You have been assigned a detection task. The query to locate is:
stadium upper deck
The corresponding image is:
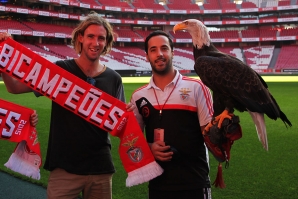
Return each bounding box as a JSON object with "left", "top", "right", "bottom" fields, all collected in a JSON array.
[{"left": 0, "top": 0, "right": 297, "bottom": 73}]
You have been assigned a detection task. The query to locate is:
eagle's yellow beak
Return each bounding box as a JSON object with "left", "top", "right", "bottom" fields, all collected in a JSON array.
[{"left": 173, "top": 23, "right": 187, "bottom": 34}]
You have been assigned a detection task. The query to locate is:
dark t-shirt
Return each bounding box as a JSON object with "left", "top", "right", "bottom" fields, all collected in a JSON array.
[{"left": 42, "top": 59, "right": 125, "bottom": 175}]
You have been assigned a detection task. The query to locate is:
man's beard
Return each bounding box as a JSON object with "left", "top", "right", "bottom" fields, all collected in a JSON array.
[{"left": 151, "top": 59, "right": 172, "bottom": 75}]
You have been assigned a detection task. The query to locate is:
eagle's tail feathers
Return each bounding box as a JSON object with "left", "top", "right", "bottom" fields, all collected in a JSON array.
[
  {"left": 248, "top": 111, "right": 268, "bottom": 151},
  {"left": 279, "top": 110, "right": 292, "bottom": 128}
]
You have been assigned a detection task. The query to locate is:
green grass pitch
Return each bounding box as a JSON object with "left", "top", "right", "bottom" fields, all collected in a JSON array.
[{"left": 0, "top": 76, "right": 297, "bottom": 199}]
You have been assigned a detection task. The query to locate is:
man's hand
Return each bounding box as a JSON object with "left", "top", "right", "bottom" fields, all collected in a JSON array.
[
  {"left": 126, "top": 102, "right": 135, "bottom": 112},
  {"left": 30, "top": 110, "right": 38, "bottom": 127},
  {"left": 149, "top": 141, "right": 173, "bottom": 162},
  {"left": 0, "top": 32, "right": 11, "bottom": 41}
]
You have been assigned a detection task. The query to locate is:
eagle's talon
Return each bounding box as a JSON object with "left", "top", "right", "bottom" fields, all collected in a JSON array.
[
  {"left": 214, "top": 110, "right": 232, "bottom": 129},
  {"left": 204, "top": 122, "right": 213, "bottom": 135}
]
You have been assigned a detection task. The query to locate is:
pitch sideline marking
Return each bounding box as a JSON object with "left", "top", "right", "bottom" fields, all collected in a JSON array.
[{"left": 122, "top": 76, "right": 298, "bottom": 83}]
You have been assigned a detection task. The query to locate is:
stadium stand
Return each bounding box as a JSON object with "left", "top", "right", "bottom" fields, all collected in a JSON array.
[
  {"left": 105, "top": 47, "right": 150, "bottom": 70},
  {"left": 274, "top": 45, "right": 298, "bottom": 70},
  {"left": 210, "top": 30, "right": 239, "bottom": 39},
  {"left": 22, "top": 21, "right": 73, "bottom": 35},
  {"left": 0, "top": 19, "right": 31, "bottom": 32},
  {"left": 280, "top": 28, "right": 298, "bottom": 37},
  {"left": 134, "top": 30, "right": 153, "bottom": 39},
  {"left": 241, "top": 1, "right": 258, "bottom": 8},
  {"left": 265, "top": 0, "right": 278, "bottom": 7},
  {"left": 114, "top": 29, "right": 141, "bottom": 39},
  {"left": 20, "top": 42, "right": 62, "bottom": 63},
  {"left": 97, "top": 0, "right": 131, "bottom": 7},
  {"left": 80, "top": 0, "right": 101, "bottom": 5},
  {"left": 241, "top": 30, "right": 260, "bottom": 38},
  {"left": 169, "top": 31, "right": 191, "bottom": 39},
  {"left": 0, "top": 0, "right": 297, "bottom": 74},
  {"left": 278, "top": 0, "right": 291, "bottom": 6},
  {"left": 243, "top": 46, "right": 274, "bottom": 70},
  {"left": 217, "top": 46, "right": 244, "bottom": 62},
  {"left": 131, "top": 0, "right": 166, "bottom": 9},
  {"left": 219, "top": 0, "right": 237, "bottom": 9},
  {"left": 202, "top": 0, "right": 221, "bottom": 10},
  {"left": 39, "top": 44, "right": 79, "bottom": 59},
  {"left": 166, "top": 0, "right": 199, "bottom": 10}
]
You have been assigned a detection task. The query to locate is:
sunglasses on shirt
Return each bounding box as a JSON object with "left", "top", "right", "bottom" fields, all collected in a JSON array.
[{"left": 86, "top": 77, "right": 96, "bottom": 86}]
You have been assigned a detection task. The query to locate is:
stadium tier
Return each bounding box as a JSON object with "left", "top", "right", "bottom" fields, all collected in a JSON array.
[{"left": 0, "top": 0, "right": 297, "bottom": 74}]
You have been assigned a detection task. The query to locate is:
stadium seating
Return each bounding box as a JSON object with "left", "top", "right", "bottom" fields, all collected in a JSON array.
[
  {"left": 278, "top": 0, "right": 291, "bottom": 6},
  {"left": 79, "top": 0, "right": 101, "bottom": 5},
  {"left": 265, "top": 1, "right": 278, "bottom": 7},
  {"left": 22, "top": 22, "right": 73, "bottom": 34},
  {"left": 260, "top": 29, "right": 277, "bottom": 38},
  {"left": 243, "top": 45, "right": 274, "bottom": 70},
  {"left": 280, "top": 14, "right": 298, "bottom": 18},
  {"left": 241, "top": 29, "right": 260, "bottom": 38},
  {"left": 134, "top": 30, "right": 152, "bottom": 39},
  {"left": 20, "top": 42, "right": 62, "bottom": 63},
  {"left": 114, "top": 30, "right": 141, "bottom": 39},
  {"left": 104, "top": 46, "right": 150, "bottom": 70},
  {"left": 169, "top": 31, "right": 191, "bottom": 39},
  {"left": 203, "top": 17, "right": 221, "bottom": 22},
  {"left": 210, "top": 30, "right": 239, "bottom": 39},
  {"left": 274, "top": 45, "right": 298, "bottom": 69},
  {"left": 1, "top": 0, "right": 297, "bottom": 74},
  {"left": 0, "top": 19, "right": 31, "bottom": 32},
  {"left": 280, "top": 28, "right": 298, "bottom": 37},
  {"left": 203, "top": 0, "right": 221, "bottom": 9},
  {"left": 131, "top": 0, "right": 166, "bottom": 9},
  {"left": 97, "top": 0, "right": 132, "bottom": 7},
  {"left": 217, "top": 46, "right": 244, "bottom": 62},
  {"left": 40, "top": 44, "right": 79, "bottom": 59},
  {"left": 219, "top": 0, "right": 237, "bottom": 9},
  {"left": 20, "top": 43, "right": 281, "bottom": 72},
  {"left": 166, "top": 0, "right": 199, "bottom": 10},
  {"left": 241, "top": 1, "right": 258, "bottom": 8}
]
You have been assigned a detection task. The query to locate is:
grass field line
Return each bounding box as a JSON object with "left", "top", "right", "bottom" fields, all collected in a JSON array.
[
  {"left": 1, "top": 76, "right": 297, "bottom": 84},
  {"left": 122, "top": 76, "right": 298, "bottom": 83}
]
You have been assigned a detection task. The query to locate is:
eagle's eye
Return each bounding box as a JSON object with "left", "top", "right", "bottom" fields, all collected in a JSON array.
[{"left": 185, "top": 21, "right": 188, "bottom": 25}]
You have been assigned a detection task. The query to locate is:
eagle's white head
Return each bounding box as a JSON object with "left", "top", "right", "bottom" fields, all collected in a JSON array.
[{"left": 173, "top": 19, "right": 210, "bottom": 49}]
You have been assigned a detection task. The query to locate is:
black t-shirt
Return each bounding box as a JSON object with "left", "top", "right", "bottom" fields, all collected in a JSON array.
[{"left": 42, "top": 59, "right": 125, "bottom": 175}]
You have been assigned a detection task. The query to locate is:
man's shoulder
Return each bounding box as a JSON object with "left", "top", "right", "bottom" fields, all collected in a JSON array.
[
  {"left": 181, "top": 76, "right": 207, "bottom": 88},
  {"left": 131, "top": 84, "right": 149, "bottom": 97},
  {"left": 104, "top": 66, "right": 122, "bottom": 78},
  {"left": 55, "top": 59, "right": 74, "bottom": 67}
]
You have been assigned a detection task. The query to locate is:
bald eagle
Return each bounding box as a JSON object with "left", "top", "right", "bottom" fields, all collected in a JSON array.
[{"left": 173, "top": 19, "right": 292, "bottom": 150}]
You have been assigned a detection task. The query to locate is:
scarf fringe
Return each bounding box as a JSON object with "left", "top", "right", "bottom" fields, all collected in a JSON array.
[
  {"left": 126, "top": 161, "right": 163, "bottom": 187},
  {"left": 4, "top": 142, "right": 41, "bottom": 180},
  {"left": 4, "top": 153, "right": 40, "bottom": 180}
]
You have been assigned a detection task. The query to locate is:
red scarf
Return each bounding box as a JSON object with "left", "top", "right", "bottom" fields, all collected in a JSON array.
[
  {"left": 0, "top": 38, "right": 163, "bottom": 187},
  {"left": 0, "top": 98, "right": 41, "bottom": 180}
]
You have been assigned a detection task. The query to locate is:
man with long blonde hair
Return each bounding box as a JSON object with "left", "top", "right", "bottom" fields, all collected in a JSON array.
[{"left": 1, "top": 12, "right": 133, "bottom": 199}]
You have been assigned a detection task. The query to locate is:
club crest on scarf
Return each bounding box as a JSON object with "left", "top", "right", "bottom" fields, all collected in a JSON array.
[
  {"left": 122, "top": 135, "right": 143, "bottom": 162},
  {"left": 29, "top": 128, "right": 39, "bottom": 146},
  {"left": 179, "top": 88, "right": 191, "bottom": 100}
]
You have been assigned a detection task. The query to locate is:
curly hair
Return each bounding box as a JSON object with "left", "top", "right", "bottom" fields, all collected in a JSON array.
[{"left": 71, "top": 11, "right": 114, "bottom": 56}]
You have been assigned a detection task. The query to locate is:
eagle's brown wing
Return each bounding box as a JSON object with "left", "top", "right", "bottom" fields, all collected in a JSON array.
[{"left": 194, "top": 50, "right": 290, "bottom": 127}]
